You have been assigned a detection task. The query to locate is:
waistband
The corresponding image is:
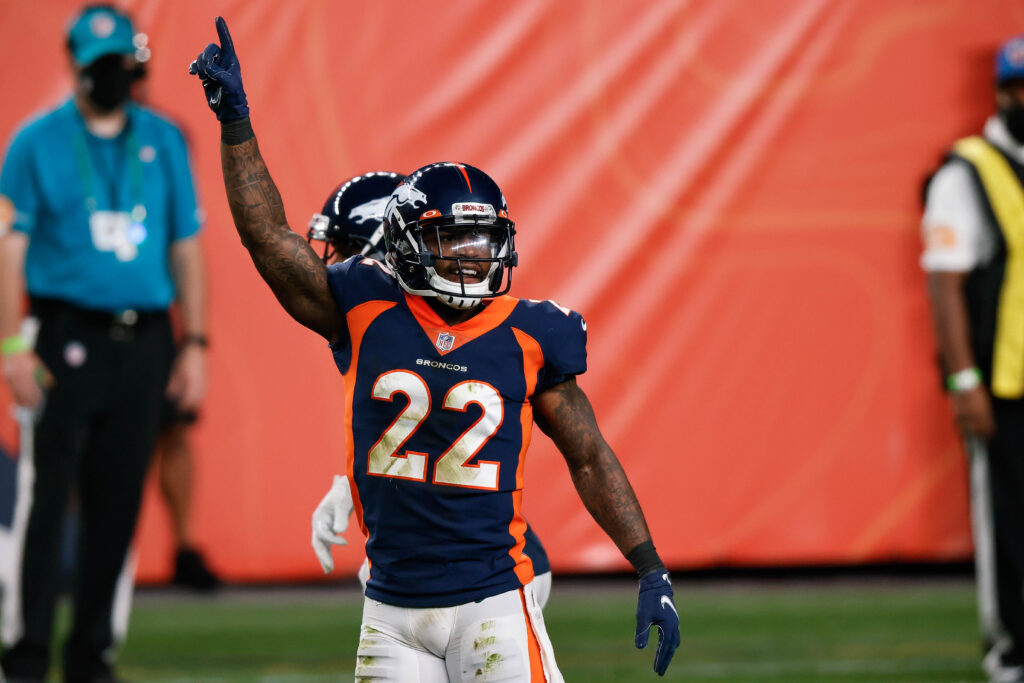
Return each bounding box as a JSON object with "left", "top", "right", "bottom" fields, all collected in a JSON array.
[{"left": 29, "top": 297, "right": 169, "bottom": 328}]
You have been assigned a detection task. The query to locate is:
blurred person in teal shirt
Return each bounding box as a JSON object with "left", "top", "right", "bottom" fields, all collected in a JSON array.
[{"left": 0, "top": 5, "right": 207, "bottom": 682}]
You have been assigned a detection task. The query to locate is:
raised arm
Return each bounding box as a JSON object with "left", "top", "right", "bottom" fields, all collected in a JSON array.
[
  {"left": 533, "top": 377, "right": 680, "bottom": 676},
  {"left": 219, "top": 134, "right": 341, "bottom": 341},
  {"left": 189, "top": 17, "right": 342, "bottom": 342}
]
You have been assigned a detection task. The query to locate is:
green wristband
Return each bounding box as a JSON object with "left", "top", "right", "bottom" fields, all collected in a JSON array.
[
  {"left": 946, "top": 367, "right": 982, "bottom": 393},
  {"left": 1, "top": 334, "right": 30, "bottom": 356}
]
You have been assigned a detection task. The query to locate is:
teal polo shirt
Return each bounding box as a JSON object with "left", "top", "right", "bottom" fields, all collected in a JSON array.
[{"left": 0, "top": 98, "right": 202, "bottom": 312}]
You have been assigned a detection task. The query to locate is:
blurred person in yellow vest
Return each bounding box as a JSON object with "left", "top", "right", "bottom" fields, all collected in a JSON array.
[{"left": 921, "top": 33, "right": 1024, "bottom": 683}]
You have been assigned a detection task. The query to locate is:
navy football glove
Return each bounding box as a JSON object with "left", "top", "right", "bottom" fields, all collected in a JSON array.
[
  {"left": 635, "top": 570, "right": 681, "bottom": 676},
  {"left": 188, "top": 17, "right": 249, "bottom": 121}
]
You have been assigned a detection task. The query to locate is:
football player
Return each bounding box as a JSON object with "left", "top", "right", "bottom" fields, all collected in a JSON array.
[
  {"left": 191, "top": 17, "right": 679, "bottom": 680},
  {"left": 306, "top": 171, "right": 401, "bottom": 263},
  {"left": 307, "top": 172, "right": 554, "bottom": 608}
]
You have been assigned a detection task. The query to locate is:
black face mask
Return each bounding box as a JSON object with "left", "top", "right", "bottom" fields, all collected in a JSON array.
[
  {"left": 80, "top": 55, "right": 138, "bottom": 112},
  {"left": 1000, "top": 105, "right": 1024, "bottom": 146}
]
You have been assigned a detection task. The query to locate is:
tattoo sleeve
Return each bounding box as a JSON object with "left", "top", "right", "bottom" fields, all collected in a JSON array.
[
  {"left": 533, "top": 377, "right": 652, "bottom": 556},
  {"left": 220, "top": 137, "right": 342, "bottom": 341}
]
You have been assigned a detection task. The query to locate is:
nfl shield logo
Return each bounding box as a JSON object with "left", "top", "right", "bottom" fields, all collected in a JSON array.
[{"left": 435, "top": 332, "right": 455, "bottom": 352}]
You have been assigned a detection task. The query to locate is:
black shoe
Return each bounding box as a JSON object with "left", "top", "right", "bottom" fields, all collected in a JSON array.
[
  {"left": 173, "top": 547, "right": 222, "bottom": 591},
  {"left": 65, "top": 673, "right": 128, "bottom": 683},
  {"left": 64, "top": 662, "right": 128, "bottom": 683},
  {"left": 2, "top": 640, "right": 48, "bottom": 682}
]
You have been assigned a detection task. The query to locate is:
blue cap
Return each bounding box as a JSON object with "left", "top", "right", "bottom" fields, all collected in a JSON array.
[
  {"left": 996, "top": 35, "right": 1024, "bottom": 85},
  {"left": 67, "top": 6, "right": 136, "bottom": 66}
]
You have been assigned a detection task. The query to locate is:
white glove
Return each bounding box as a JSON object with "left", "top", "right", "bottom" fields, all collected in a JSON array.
[{"left": 311, "top": 474, "right": 354, "bottom": 573}]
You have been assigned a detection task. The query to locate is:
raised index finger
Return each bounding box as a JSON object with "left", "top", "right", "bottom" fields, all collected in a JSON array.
[{"left": 215, "top": 16, "right": 235, "bottom": 59}]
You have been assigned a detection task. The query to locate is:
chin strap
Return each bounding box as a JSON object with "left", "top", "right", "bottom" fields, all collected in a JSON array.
[
  {"left": 429, "top": 272, "right": 490, "bottom": 310},
  {"left": 438, "top": 292, "right": 483, "bottom": 310}
]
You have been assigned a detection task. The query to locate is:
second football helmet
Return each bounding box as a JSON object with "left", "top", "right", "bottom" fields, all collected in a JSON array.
[
  {"left": 382, "top": 162, "right": 517, "bottom": 309},
  {"left": 308, "top": 171, "right": 405, "bottom": 262}
]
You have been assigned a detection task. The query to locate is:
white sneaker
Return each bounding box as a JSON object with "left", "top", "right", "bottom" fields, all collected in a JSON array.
[{"left": 984, "top": 649, "right": 1024, "bottom": 683}]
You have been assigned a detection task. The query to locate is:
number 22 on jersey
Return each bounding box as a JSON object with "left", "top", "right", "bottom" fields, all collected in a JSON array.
[{"left": 367, "top": 370, "right": 503, "bottom": 490}]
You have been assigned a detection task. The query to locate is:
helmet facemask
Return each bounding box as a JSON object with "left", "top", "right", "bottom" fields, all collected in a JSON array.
[
  {"left": 306, "top": 212, "right": 337, "bottom": 262},
  {"left": 386, "top": 215, "right": 516, "bottom": 309}
]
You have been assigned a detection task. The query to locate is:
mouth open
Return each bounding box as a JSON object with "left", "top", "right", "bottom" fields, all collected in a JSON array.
[
  {"left": 435, "top": 258, "right": 488, "bottom": 286},
  {"left": 459, "top": 265, "right": 484, "bottom": 283}
]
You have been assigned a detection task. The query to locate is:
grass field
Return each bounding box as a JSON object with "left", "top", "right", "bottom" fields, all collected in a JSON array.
[{"left": 40, "top": 576, "right": 984, "bottom": 682}]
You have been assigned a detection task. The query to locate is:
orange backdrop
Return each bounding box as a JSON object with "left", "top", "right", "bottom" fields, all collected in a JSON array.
[{"left": 1, "top": 0, "right": 1016, "bottom": 582}]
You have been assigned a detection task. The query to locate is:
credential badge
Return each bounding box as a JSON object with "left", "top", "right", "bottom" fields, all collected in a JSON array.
[{"left": 435, "top": 331, "right": 455, "bottom": 352}]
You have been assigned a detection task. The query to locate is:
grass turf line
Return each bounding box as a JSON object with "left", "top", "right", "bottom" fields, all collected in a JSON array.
[{"left": 74, "top": 579, "right": 984, "bottom": 681}]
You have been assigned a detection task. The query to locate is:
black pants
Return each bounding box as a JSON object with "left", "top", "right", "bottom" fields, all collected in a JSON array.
[
  {"left": 973, "top": 397, "right": 1024, "bottom": 670},
  {"left": 1, "top": 298, "right": 173, "bottom": 682}
]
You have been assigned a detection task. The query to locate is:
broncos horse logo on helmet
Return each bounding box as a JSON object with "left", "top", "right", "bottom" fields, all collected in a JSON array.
[
  {"left": 382, "top": 162, "right": 517, "bottom": 310},
  {"left": 308, "top": 171, "right": 405, "bottom": 263}
]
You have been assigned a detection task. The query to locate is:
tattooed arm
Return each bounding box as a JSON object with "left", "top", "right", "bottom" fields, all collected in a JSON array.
[
  {"left": 536, "top": 377, "right": 680, "bottom": 675},
  {"left": 533, "top": 377, "right": 652, "bottom": 556},
  {"left": 220, "top": 135, "right": 343, "bottom": 342}
]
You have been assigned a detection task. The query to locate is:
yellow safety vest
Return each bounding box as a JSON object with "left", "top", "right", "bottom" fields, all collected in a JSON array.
[{"left": 953, "top": 136, "right": 1024, "bottom": 398}]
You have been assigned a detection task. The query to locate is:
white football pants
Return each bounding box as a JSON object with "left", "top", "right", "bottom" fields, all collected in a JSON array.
[{"left": 354, "top": 582, "right": 562, "bottom": 682}]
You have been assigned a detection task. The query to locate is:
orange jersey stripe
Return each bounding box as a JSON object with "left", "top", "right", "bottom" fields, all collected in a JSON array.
[
  {"left": 508, "top": 327, "right": 544, "bottom": 585},
  {"left": 344, "top": 299, "right": 397, "bottom": 537},
  {"left": 508, "top": 489, "right": 532, "bottom": 585},
  {"left": 511, "top": 328, "right": 543, "bottom": 399},
  {"left": 520, "top": 589, "right": 546, "bottom": 682}
]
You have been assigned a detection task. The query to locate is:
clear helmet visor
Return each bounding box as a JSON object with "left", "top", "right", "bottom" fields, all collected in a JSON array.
[
  {"left": 410, "top": 223, "right": 511, "bottom": 309},
  {"left": 428, "top": 225, "right": 504, "bottom": 259}
]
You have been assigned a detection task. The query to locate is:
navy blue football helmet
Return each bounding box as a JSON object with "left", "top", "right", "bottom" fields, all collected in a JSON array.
[
  {"left": 308, "top": 171, "right": 405, "bottom": 262},
  {"left": 382, "top": 162, "right": 517, "bottom": 309}
]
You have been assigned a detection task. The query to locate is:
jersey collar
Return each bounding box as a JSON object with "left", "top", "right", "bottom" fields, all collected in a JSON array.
[{"left": 404, "top": 293, "right": 518, "bottom": 356}]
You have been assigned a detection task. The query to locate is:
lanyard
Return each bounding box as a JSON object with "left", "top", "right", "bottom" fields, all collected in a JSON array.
[{"left": 71, "top": 119, "right": 147, "bottom": 223}]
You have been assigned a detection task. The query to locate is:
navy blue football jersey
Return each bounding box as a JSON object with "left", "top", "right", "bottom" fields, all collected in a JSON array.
[{"left": 327, "top": 257, "right": 585, "bottom": 607}]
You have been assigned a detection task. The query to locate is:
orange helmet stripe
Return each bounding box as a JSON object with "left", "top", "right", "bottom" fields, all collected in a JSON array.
[{"left": 454, "top": 163, "right": 473, "bottom": 192}]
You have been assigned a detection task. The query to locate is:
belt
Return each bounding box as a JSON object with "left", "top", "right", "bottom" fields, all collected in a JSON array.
[{"left": 29, "top": 297, "right": 168, "bottom": 340}]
